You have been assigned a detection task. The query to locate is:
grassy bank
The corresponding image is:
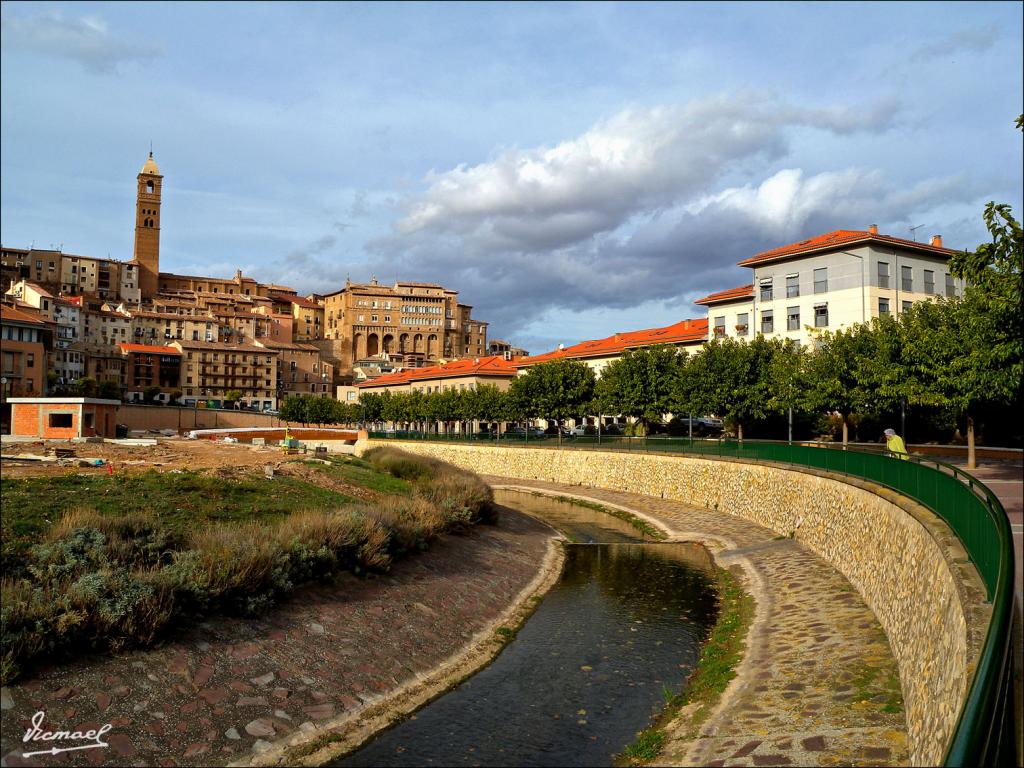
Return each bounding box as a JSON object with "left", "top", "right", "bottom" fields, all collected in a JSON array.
[
  {"left": 0, "top": 450, "right": 494, "bottom": 684},
  {"left": 618, "top": 565, "right": 754, "bottom": 765}
]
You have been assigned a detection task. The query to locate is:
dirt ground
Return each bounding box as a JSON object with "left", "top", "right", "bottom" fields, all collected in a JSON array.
[{"left": 0, "top": 438, "right": 323, "bottom": 480}]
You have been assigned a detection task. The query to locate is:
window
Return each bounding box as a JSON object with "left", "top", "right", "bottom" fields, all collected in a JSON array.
[
  {"left": 357, "top": 314, "right": 364, "bottom": 322},
  {"left": 945, "top": 273, "right": 956, "bottom": 298},
  {"left": 813, "top": 267, "right": 828, "bottom": 293},
  {"left": 48, "top": 413, "right": 73, "bottom": 428},
  {"left": 786, "top": 274, "right": 800, "bottom": 298},
  {"left": 759, "top": 278, "right": 773, "bottom": 302},
  {"left": 787, "top": 307, "right": 800, "bottom": 331},
  {"left": 902, "top": 265, "right": 913, "bottom": 292},
  {"left": 735, "top": 313, "right": 749, "bottom": 336},
  {"left": 877, "top": 261, "right": 890, "bottom": 288},
  {"left": 27, "top": 353, "right": 34, "bottom": 368},
  {"left": 923, "top": 270, "right": 935, "bottom": 295},
  {"left": 879, "top": 298, "right": 890, "bottom": 316},
  {"left": 902, "top": 301, "right": 912, "bottom": 312},
  {"left": 713, "top": 316, "right": 726, "bottom": 338},
  {"left": 814, "top": 304, "right": 829, "bottom": 328},
  {"left": 384, "top": 315, "right": 391, "bottom": 323},
  {"left": 761, "top": 310, "right": 774, "bottom": 334}
]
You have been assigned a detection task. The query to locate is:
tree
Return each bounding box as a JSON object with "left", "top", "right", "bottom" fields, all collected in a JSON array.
[
  {"left": 509, "top": 359, "right": 595, "bottom": 426},
  {"left": 764, "top": 339, "right": 806, "bottom": 442},
  {"left": 76, "top": 377, "right": 97, "bottom": 398},
  {"left": 97, "top": 380, "right": 121, "bottom": 400},
  {"left": 677, "top": 337, "right": 783, "bottom": 441},
  {"left": 800, "top": 326, "right": 877, "bottom": 444},
  {"left": 595, "top": 345, "right": 682, "bottom": 435},
  {"left": 143, "top": 385, "right": 162, "bottom": 404},
  {"left": 224, "top": 389, "right": 244, "bottom": 408},
  {"left": 169, "top": 388, "right": 183, "bottom": 405},
  {"left": 279, "top": 394, "right": 308, "bottom": 425},
  {"left": 305, "top": 395, "right": 337, "bottom": 426}
]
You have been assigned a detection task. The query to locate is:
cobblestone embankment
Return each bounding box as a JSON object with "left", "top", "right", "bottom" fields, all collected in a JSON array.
[{"left": 365, "top": 441, "right": 987, "bottom": 767}]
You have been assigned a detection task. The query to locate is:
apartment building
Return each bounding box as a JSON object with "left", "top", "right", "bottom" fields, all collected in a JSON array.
[
  {"left": 171, "top": 340, "right": 280, "bottom": 410},
  {"left": 128, "top": 310, "right": 220, "bottom": 344},
  {"left": 696, "top": 227, "right": 964, "bottom": 345},
  {"left": 119, "top": 343, "right": 183, "bottom": 402},
  {"left": 255, "top": 340, "right": 334, "bottom": 398},
  {"left": 269, "top": 293, "right": 324, "bottom": 341},
  {"left": 514, "top": 318, "right": 709, "bottom": 376},
  {"left": 1, "top": 305, "right": 51, "bottom": 398},
  {"left": 5, "top": 281, "right": 85, "bottom": 384},
  {"left": 488, "top": 339, "right": 529, "bottom": 358}
]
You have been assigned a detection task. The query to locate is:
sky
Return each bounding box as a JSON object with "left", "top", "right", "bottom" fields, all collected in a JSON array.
[{"left": 2, "top": 2, "right": 1022, "bottom": 355}]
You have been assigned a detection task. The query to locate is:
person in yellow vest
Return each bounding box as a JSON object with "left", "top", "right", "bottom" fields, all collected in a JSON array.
[{"left": 884, "top": 428, "right": 908, "bottom": 459}]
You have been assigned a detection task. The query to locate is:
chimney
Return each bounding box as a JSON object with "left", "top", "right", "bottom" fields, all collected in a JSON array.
[
  {"left": 930, "top": 234, "right": 943, "bottom": 248},
  {"left": 868, "top": 224, "right": 878, "bottom": 235}
]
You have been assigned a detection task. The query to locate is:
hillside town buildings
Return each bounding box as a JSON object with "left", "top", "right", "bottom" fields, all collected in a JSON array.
[
  {"left": 1, "top": 152, "right": 495, "bottom": 423},
  {"left": 1, "top": 153, "right": 967, "bottom": 432}
]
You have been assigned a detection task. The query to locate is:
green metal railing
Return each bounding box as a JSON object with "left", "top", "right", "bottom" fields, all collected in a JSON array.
[{"left": 367, "top": 430, "right": 1016, "bottom": 766}]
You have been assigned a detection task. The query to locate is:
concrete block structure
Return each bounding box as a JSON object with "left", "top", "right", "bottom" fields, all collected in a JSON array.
[{"left": 8, "top": 397, "right": 119, "bottom": 438}]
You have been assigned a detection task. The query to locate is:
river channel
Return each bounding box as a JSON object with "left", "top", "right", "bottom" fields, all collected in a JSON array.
[{"left": 337, "top": 489, "right": 719, "bottom": 767}]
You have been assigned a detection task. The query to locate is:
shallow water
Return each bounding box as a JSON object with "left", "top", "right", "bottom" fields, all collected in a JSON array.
[{"left": 337, "top": 493, "right": 717, "bottom": 767}]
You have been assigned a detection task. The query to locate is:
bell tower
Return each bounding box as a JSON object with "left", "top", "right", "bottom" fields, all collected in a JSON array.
[{"left": 133, "top": 151, "right": 162, "bottom": 300}]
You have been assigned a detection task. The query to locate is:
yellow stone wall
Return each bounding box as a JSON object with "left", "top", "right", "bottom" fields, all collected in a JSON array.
[{"left": 360, "top": 441, "right": 978, "bottom": 767}]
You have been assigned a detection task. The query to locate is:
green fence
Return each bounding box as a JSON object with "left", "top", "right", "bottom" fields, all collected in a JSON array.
[{"left": 367, "top": 430, "right": 1016, "bottom": 766}]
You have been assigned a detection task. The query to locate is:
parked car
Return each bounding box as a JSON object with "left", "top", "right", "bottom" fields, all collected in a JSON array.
[
  {"left": 603, "top": 423, "right": 625, "bottom": 435},
  {"left": 568, "top": 424, "right": 589, "bottom": 437},
  {"left": 506, "top": 426, "right": 545, "bottom": 437}
]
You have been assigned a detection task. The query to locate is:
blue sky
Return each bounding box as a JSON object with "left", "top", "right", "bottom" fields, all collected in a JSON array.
[{"left": 2, "top": 1, "right": 1021, "bottom": 354}]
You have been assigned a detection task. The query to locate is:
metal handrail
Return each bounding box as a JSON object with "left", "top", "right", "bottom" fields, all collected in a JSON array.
[{"left": 366, "top": 431, "right": 1016, "bottom": 766}]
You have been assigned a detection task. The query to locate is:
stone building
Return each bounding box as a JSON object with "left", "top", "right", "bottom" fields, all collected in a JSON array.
[{"left": 322, "top": 278, "right": 489, "bottom": 379}]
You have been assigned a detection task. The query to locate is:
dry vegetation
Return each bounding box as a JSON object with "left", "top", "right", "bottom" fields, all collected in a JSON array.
[{"left": 0, "top": 445, "right": 494, "bottom": 684}]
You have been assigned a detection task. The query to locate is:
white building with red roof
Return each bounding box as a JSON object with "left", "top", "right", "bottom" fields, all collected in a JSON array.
[
  {"left": 695, "top": 226, "right": 965, "bottom": 346},
  {"left": 353, "top": 355, "right": 518, "bottom": 395}
]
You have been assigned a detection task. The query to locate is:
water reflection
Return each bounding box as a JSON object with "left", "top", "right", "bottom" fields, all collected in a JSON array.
[{"left": 339, "top": 493, "right": 718, "bottom": 767}]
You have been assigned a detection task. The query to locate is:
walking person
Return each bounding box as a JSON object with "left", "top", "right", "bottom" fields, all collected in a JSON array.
[{"left": 884, "top": 428, "right": 908, "bottom": 460}]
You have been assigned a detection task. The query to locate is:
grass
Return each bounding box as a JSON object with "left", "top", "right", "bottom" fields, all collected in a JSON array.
[
  {"left": 537, "top": 493, "right": 666, "bottom": 541},
  {"left": 0, "top": 449, "right": 494, "bottom": 684},
  {"left": 617, "top": 566, "right": 754, "bottom": 766},
  {"left": 1, "top": 469, "right": 356, "bottom": 572},
  {"left": 850, "top": 664, "right": 903, "bottom": 714},
  {"left": 317, "top": 455, "right": 413, "bottom": 496}
]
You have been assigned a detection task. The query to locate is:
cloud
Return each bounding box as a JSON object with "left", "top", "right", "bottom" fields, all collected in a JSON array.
[
  {"left": 392, "top": 92, "right": 898, "bottom": 253},
  {"left": 366, "top": 162, "right": 974, "bottom": 345},
  {"left": 911, "top": 24, "right": 1001, "bottom": 62},
  {"left": 1, "top": 10, "right": 163, "bottom": 73}
]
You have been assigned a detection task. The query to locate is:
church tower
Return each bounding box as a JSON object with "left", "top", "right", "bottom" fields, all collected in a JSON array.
[{"left": 133, "top": 152, "right": 162, "bottom": 300}]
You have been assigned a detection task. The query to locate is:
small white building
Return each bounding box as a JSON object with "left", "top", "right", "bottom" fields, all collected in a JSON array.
[{"left": 696, "top": 226, "right": 965, "bottom": 346}]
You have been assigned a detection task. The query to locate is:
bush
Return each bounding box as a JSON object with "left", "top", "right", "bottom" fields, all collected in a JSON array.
[{"left": 1, "top": 453, "right": 495, "bottom": 683}]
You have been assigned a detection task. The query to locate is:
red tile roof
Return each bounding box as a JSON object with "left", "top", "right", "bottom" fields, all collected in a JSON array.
[
  {"left": 738, "top": 229, "right": 956, "bottom": 267},
  {"left": 694, "top": 284, "right": 754, "bottom": 306},
  {"left": 515, "top": 318, "right": 709, "bottom": 367},
  {"left": 356, "top": 355, "right": 518, "bottom": 388},
  {"left": 0, "top": 305, "right": 48, "bottom": 326},
  {"left": 270, "top": 292, "right": 321, "bottom": 309},
  {"left": 118, "top": 343, "right": 182, "bottom": 355}
]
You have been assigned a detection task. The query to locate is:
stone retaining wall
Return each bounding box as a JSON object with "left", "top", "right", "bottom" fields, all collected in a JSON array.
[{"left": 360, "top": 441, "right": 981, "bottom": 767}]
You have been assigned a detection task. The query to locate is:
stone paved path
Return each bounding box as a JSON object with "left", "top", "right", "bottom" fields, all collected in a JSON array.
[
  {"left": 0, "top": 511, "right": 552, "bottom": 768},
  {"left": 487, "top": 477, "right": 909, "bottom": 767}
]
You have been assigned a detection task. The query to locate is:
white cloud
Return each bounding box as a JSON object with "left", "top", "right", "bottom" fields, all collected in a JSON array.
[
  {"left": 1, "top": 10, "right": 163, "bottom": 73},
  {"left": 392, "top": 92, "right": 899, "bottom": 254}
]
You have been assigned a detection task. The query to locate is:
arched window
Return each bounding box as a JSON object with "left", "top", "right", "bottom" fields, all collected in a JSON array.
[{"left": 146, "top": 181, "right": 154, "bottom": 193}]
